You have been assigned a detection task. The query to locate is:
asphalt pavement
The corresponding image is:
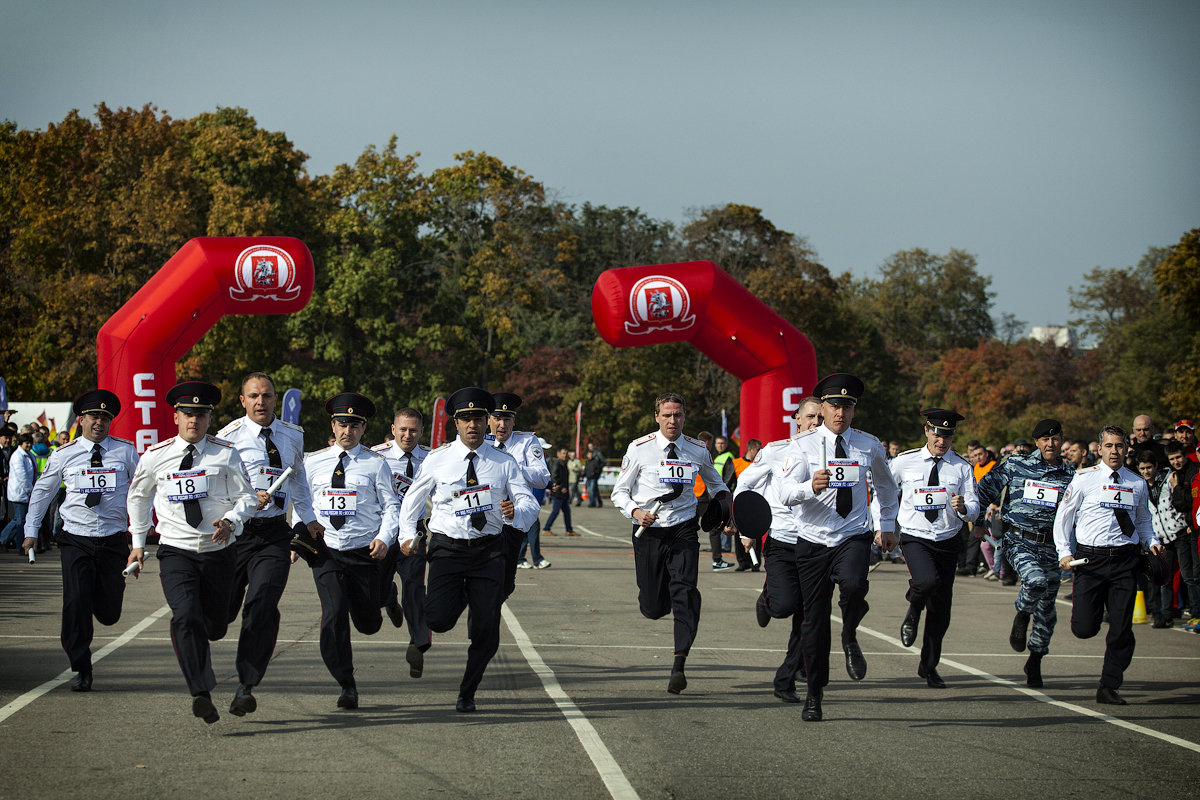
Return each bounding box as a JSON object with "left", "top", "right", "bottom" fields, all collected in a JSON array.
[{"left": 2, "top": 504, "right": 1198, "bottom": 800}]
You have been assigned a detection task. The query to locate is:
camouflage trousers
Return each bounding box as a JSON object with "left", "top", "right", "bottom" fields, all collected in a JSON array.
[{"left": 1003, "top": 532, "right": 1061, "bottom": 656}]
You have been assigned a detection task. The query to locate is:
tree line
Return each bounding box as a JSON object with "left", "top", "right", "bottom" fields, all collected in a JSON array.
[{"left": 2, "top": 105, "right": 1196, "bottom": 451}]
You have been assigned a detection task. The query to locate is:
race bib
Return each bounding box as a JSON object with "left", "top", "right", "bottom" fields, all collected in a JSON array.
[
  {"left": 453, "top": 484, "right": 494, "bottom": 517},
  {"left": 913, "top": 486, "right": 948, "bottom": 511},
  {"left": 319, "top": 488, "right": 358, "bottom": 517},
  {"left": 1020, "top": 479, "right": 1060, "bottom": 508},
  {"left": 659, "top": 459, "right": 695, "bottom": 485},
  {"left": 76, "top": 467, "right": 118, "bottom": 495},
  {"left": 1100, "top": 483, "right": 1134, "bottom": 511},
  {"left": 166, "top": 469, "right": 208, "bottom": 502},
  {"left": 826, "top": 459, "right": 860, "bottom": 488},
  {"left": 251, "top": 466, "right": 287, "bottom": 502},
  {"left": 393, "top": 472, "right": 413, "bottom": 496}
]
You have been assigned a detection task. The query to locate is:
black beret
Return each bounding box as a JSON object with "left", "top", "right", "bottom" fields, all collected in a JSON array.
[
  {"left": 490, "top": 392, "right": 522, "bottom": 417},
  {"left": 920, "top": 408, "right": 964, "bottom": 433},
  {"left": 448, "top": 387, "right": 495, "bottom": 417},
  {"left": 325, "top": 392, "right": 375, "bottom": 421},
  {"left": 1031, "top": 419, "right": 1062, "bottom": 439},
  {"left": 166, "top": 381, "right": 220, "bottom": 412},
  {"left": 814, "top": 373, "right": 864, "bottom": 406},
  {"left": 74, "top": 389, "right": 121, "bottom": 418}
]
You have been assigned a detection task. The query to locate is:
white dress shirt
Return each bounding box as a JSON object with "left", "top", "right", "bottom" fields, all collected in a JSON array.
[
  {"left": 777, "top": 425, "right": 899, "bottom": 545},
  {"left": 25, "top": 435, "right": 140, "bottom": 539},
  {"left": 304, "top": 443, "right": 400, "bottom": 551},
  {"left": 7, "top": 446, "right": 37, "bottom": 503},
  {"left": 488, "top": 431, "right": 551, "bottom": 490},
  {"left": 127, "top": 435, "right": 257, "bottom": 552},
  {"left": 734, "top": 438, "right": 802, "bottom": 543},
  {"left": 397, "top": 439, "right": 538, "bottom": 546},
  {"left": 217, "top": 416, "right": 317, "bottom": 524},
  {"left": 889, "top": 445, "right": 978, "bottom": 541},
  {"left": 1053, "top": 464, "right": 1158, "bottom": 560},
  {"left": 610, "top": 431, "right": 727, "bottom": 528},
  {"left": 372, "top": 440, "right": 430, "bottom": 501}
]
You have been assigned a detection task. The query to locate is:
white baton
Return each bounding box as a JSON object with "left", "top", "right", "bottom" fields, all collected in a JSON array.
[
  {"left": 634, "top": 500, "right": 665, "bottom": 539},
  {"left": 265, "top": 466, "right": 294, "bottom": 497},
  {"left": 1068, "top": 557, "right": 1089, "bottom": 567}
]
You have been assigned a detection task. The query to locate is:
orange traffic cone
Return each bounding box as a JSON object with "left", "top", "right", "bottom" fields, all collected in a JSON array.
[{"left": 1131, "top": 590, "right": 1148, "bottom": 624}]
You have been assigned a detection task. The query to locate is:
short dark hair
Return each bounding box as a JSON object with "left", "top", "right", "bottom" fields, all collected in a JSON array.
[
  {"left": 1098, "top": 425, "right": 1127, "bottom": 443},
  {"left": 697, "top": 431, "right": 714, "bottom": 443},
  {"left": 1135, "top": 450, "right": 1158, "bottom": 465},
  {"left": 1164, "top": 440, "right": 1185, "bottom": 456},
  {"left": 17, "top": 432, "right": 32, "bottom": 445},
  {"left": 654, "top": 392, "right": 686, "bottom": 414},
  {"left": 966, "top": 440, "right": 983, "bottom": 450},
  {"left": 240, "top": 372, "right": 276, "bottom": 393},
  {"left": 393, "top": 407, "right": 423, "bottom": 423}
]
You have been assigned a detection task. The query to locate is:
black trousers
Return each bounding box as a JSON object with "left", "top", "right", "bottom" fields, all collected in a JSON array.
[
  {"left": 425, "top": 533, "right": 505, "bottom": 698},
  {"left": 58, "top": 531, "right": 127, "bottom": 673},
  {"left": 734, "top": 531, "right": 762, "bottom": 570},
  {"left": 157, "top": 545, "right": 235, "bottom": 696},
  {"left": 377, "top": 537, "right": 431, "bottom": 649},
  {"left": 312, "top": 545, "right": 383, "bottom": 687},
  {"left": 632, "top": 517, "right": 701, "bottom": 655},
  {"left": 1071, "top": 544, "right": 1139, "bottom": 690},
  {"left": 900, "top": 533, "right": 959, "bottom": 672},
  {"left": 227, "top": 515, "right": 292, "bottom": 687},
  {"left": 762, "top": 535, "right": 805, "bottom": 692},
  {"left": 501, "top": 524, "right": 526, "bottom": 600},
  {"left": 796, "top": 532, "right": 872, "bottom": 692}
]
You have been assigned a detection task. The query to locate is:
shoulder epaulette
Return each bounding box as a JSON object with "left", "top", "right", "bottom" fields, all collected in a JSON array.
[
  {"left": 278, "top": 419, "right": 303, "bottom": 432},
  {"left": 362, "top": 448, "right": 385, "bottom": 460},
  {"left": 148, "top": 437, "right": 176, "bottom": 452},
  {"left": 795, "top": 428, "right": 819, "bottom": 438},
  {"left": 219, "top": 419, "right": 244, "bottom": 435},
  {"left": 307, "top": 446, "right": 332, "bottom": 457},
  {"left": 766, "top": 438, "right": 791, "bottom": 448},
  {"left": 206, "top": 435, "right": 234, "bottom": 448},
  {"left": 682, "top": 434, "right": 702, "bottom": 446},
  {"left": 418, "top": 444, "right": 430, "bottom": 451},
  {"left": 109, "top": 436, "right": 134, "bottom": 446},
  {"left": 371, "top": 442, "right": 391, "bottom": 451},
  {"left": 58, "top": 438, "right": 82, "bottom": 450},
  {"left": 900, "top": 447, "right": 921, "bottom": 456},
  {"left": 435, "top": 442, "right": 453, "bottom": 450},
  {"left": 855, "top": 430, "right": 881, "bottom": 444},
  {"left": 634, "top": 433, "right": 657, "bottom": 446},
  {"left": 1080, "top": 464, "right": 1101, "bottom": 473}
]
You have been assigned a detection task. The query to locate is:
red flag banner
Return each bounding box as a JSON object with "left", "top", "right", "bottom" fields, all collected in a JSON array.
[
  {"left": 575, "top": 402, "right": 583, "bottom": 458},
  {"left": 430, "top": 396, "right": 448, "bottom": 448}
]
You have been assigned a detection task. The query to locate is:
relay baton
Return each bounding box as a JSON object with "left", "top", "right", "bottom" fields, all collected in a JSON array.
[{"left": 1068, "top": 557, "right": 1089, "bottom": 567}]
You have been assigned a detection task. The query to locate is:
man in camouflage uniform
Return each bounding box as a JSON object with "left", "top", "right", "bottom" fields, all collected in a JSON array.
[{"left": 975, "top": 419, "right": 1075, "bottom": 688}]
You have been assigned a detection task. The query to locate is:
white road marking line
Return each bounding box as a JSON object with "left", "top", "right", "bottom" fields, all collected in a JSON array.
[
  {"left": 502, "top": 605, "right": 639, "bottom": 800},
  {"left": 0, "top": 603, "right": 171, "bottom": 724},
  {"left": 571, "top": 523, "right": 632, "bottom": 544},
  {"left": 837, "top": 613, "right": 1200, "bottom": 754}
]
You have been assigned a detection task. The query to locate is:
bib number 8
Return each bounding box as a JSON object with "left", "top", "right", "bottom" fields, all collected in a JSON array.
[{"left": 175, "top": 478, "right": 196, "bottom": 495}]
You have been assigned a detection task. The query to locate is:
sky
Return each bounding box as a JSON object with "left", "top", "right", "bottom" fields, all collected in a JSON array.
[{"left": 4, "top": 0, "right": 1198, "bottom": 331}]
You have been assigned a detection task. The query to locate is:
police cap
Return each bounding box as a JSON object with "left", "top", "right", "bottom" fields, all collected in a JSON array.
[
  {"left": 490, "top": 392, "right": 522, "bottom": 418},
  {"left": 920, "top": 408, "right": 964, "bottom": 433},
  {"left": 448, "top": 387, "right": 495, "bottom": 418},
  {"left": 814, "top": 373, "right": 864, "bottom": 406},
  {"left": 1031, "top": 419, "right": 1062, "bottom": 439},
  {"left": 325, "top": 392, "right": 375, "bottom": 422},
  {"left": 74, "top": 389, "right": 121, "bottom": 419},
  {"left": 166, "top": 381, "right": 220, "bottom": 412}
]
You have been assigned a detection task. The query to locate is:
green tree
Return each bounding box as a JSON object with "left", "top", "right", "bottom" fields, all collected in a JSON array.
[{"left": 1154, "top": 228, "right": 1200, "bottom": 418}]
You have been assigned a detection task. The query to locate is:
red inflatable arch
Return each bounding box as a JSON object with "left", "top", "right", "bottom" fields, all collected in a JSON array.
[
  {"left": 97, "top": 237, "right": 314, "bottom": 451},
  {"left": 592, "top": 261, "right": 817, "bottom": 446}
]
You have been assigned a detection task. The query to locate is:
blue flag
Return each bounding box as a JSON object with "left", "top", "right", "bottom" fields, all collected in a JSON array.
[
  {"left": 0, "top": 377, "right": 7, "bottom": 411},
  {"left": 282, "top": 388, "right": 302, "bottom": 425}
]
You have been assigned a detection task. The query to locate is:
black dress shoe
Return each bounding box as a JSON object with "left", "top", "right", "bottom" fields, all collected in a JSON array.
[
  {"left": 1024, "top": 654, "right": 1043, "bottom": 688},
  {"left": 1096, "top": 686, "right": 1127, "bottom": 706},
  {"left": 406, "top": 643, "right": 424, "bottom": 678},
  {"left": 917, "top": 664, "right": 946, "bottom": 689},
  {"left": 455, "top": 694, "right": 476, "bottom": 713},
  {"left": 71, "top": 672, "right": 93, "bottom": 692},
  {"left": 1009, "top": 611, "right": 1030, "bottom": 652},
  {"left": 900, "top": 605, "right": 921, "bottom": 648},
  {"left": 801, "top": 690, "right": 823, "bottom": 721},
  {"left": 385, "top": 584, "right": 405, "bottom": 629},
  {"left": 229, "top": 684, "right": 257, "bottom": 716},
  {"left": 337, "top": 685, "right": 359, "bottom": 709},
  {"left": 773, "top": 688, "right": 801, "bottom": 703},
  {"left": 843, "top": 639, "right": 867, "bottom": 681},
  {"left": 192, "top": 694, "right": 220, "bottom": 724},
  {"left": 755, "top": 594, "right": 771, "bottom": 628},
  {"left": 667, "top": 671, "right": 687, "bottom": 695}
]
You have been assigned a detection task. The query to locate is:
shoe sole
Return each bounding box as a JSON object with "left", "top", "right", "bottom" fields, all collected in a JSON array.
[
  {"left": 406, "top": 644, "right": 424, "bottom": 678},
  {"left": 667, "top": 673, "right": 687, "bottom": 694},
  {"left": 192, "top": 696, "right": 220, "bottom": 724},
  {"left": 229, "top": 695, "right": 257, "bottom": 717}
]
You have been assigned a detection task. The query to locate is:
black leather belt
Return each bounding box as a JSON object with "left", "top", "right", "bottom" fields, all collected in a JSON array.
[
  {"left": 245, "top": 515, "right": 286, "bottom": 528},
  {"left": 1006, "top": 527, "right": 1051, "bottom": 545},
  {"left": 1076, "top": 543, "right": 1139, "bottom": 558},
  {"left": 431, "top": 532, "right": 500, "bottom": 548}
]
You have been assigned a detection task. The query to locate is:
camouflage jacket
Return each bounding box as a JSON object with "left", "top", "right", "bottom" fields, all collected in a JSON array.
[{"left": 975, "top": 451, "right": 1075, "bottom": 536}]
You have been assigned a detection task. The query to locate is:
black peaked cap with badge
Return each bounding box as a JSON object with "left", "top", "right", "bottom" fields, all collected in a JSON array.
[
  {"left": 325, "top": 392, "right": 376, "bottom": 422},
  {"left": 74, "top": 389, "right": 121, "bottom": 418},
  {"left": 448, "top": 387, "right": 495, "bottom": 417},
  {"left": 920, "top": 408, "right": 964, "bottom": 433},
  {"left": 1031, "top": 419, "right": 1062, "bottom": 439},
  {"left": 166, "top": 381, "right": 220, "bottom": 412},
  {"left": 814, "top": 373, "right": 865, "bottom": 406},
  {"left": 490, "top": 392, "right": 522, "bottom": 417}
]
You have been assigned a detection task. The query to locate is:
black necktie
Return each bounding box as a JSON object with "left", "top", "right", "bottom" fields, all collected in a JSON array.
[
  {"left": 405, "top": 454, "right": 414, "bottom": 479},
  {"left": 331, "top": 451, "right": 348, "bottom": 530},
  {"left": 85, "top": 443, "right": 104, "bottom": 508},
  {"left": 180, "top": 444, "right": 203, "bottom": 529},
  {"left": 925, "top": 456, "right": 941, "bottom": 522},
  {"left": 260, "top": 428, "right": 284, "bottom": 508},
  {"left": 466, "top": 451, "right": 486, "bottom": 531},
  {"left": 835, "top": 435, "right": 852, "bottom": 518},
  {"left": 1111, "top": 471, "right": 1135, "bottom": 537}
]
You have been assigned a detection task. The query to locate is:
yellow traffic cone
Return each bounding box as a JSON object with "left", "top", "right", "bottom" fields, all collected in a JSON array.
[{"left": 1132, "top": 590, "right": 1148, "bottom": 624}]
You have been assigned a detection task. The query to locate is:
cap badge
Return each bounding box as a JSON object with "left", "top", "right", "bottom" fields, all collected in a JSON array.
[
  {"left": 192, "top": 396, "right": 199, "bottom": 403},
  {"left": 348, "top": 407, "right": 355, "bottom": 414}
]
